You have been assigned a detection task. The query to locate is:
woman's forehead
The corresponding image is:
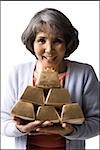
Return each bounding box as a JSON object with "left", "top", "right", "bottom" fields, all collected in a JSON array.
[
  {"left": 35, "top": 31, "right": 63, "bottom": 40},
  {"left": 34, "top": 22, "right": 64, "bottom": 38}
]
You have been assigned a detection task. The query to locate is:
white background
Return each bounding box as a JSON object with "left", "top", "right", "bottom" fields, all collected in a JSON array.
[{"left": 1, "top": 1, "right": 99, "bottom": 149}]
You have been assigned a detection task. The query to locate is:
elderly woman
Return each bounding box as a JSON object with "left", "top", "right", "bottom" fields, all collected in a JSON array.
[{"left": 1, "top": 8, "right": 99, "bottom": 150}]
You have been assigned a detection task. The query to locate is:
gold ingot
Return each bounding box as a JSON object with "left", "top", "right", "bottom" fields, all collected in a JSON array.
[
  {"left": 21, "top": 86, "right": 45, "bottom": 105},
  {"left": 35, "top": 71, "right": 61, "bottom": 88},
  {"left": 61, "top": 103, "right": 85, "bottom": 124},
  {"left": 11, "top": 100, "right": 35, "bottom": 121},
  {"left": 36, "top": 106, "right": 60, "bottom": 123},
  {"left": 45, "top": 88, "right": 71, "bottom": 106}
]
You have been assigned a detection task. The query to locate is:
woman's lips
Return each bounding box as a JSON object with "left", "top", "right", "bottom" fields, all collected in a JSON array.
[{"left": 42, "top": 56, "right": 57, "bottom": 63}]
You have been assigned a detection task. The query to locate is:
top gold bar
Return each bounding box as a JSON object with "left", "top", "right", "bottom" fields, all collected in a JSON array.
[{"left": 35, "top": 71, "right": 61, "bottom": 88}]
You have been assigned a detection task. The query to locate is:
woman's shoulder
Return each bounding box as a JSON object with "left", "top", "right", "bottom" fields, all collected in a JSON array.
[
  {"left": 13, "top": 60, "right": 36, "bottom": 70},
  {"left": 8, "top": 60, "right": 37, "bottom": 76},
  {"left": 66, "top": 59, "right": 97, "bottom": 79},
  {"left": 66, "top": 59, "right": 98, "bottom": 85},
  {"left": 66, "top": 59, "right": 94, "bottom": 71},
  {"left": 15, "top": 61, "right": 35, "bottom": 69}
]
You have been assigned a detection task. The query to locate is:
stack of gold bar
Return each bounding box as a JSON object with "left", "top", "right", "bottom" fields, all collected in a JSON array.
[{"left": 11, "top": 69, "right": 85, "bottom": 125}]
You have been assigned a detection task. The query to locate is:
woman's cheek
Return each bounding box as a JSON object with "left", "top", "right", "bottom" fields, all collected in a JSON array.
[{"left": 35, "top": 51, "right": 43, "bottom": 60}]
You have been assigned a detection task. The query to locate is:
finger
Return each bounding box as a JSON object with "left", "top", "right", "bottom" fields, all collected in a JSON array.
[
  {"left": 62, "top": 122, "right": 67, "bottom": 128},
  {"left": 32, "top": 120, "right": 42, "bottom": 126},
  {"left": 41, "top": 121, "right": 53, "bottom": 127},
  {"left": 12, "top": 116, "right": 23, "bottom": 124},
  {"left": 16, "top": 123, "right": 34, "bottom": 133},
  {"left": 35, "top": 127, "right": 51, "bottom": 134},
  {"left": 13, "top": 116, "right": 20, "bottom": 121},
  {"left": 16, "top": 124, "right": 26, "bottom": 133},
  {"left": 27, "top": 120, "right": 42, "bottom": 129},
  {"left": 36, "top": 125, "right": 74, "bottom": 136},
  {"left": 16, "top": 120, "right": 42, "bottom": 133},
  {"left": 36, "top": 126, "right": 58, "bottom": 135},
  {"left": 62, "top": 122, "right": 70, "bottom": 128},
  {"left": 13, "top": 117, "right": 22, "bottom": 125}
]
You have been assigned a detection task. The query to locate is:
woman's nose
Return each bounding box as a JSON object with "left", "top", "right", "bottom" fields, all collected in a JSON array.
[{"left": 45, "top": 42, "right": 54, "bottom": 53}]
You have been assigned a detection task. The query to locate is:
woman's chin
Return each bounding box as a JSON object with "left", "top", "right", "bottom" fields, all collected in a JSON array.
[{"left": 40, "top": 58, "right": 59, "bottom": 70}]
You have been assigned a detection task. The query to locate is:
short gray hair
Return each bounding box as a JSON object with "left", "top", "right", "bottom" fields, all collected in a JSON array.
[{"left": 21, "top": 8, "right": 79, "bottom": 57}]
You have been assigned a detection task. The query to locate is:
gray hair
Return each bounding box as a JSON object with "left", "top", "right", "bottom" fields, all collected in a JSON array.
[{"left": 21, "top": 8, "right": 79, "bottom": 57}]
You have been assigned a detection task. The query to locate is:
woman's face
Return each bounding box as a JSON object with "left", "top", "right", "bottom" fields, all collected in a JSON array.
[{"left": 33, "top": 28, "right": 66, "bottom": 70}]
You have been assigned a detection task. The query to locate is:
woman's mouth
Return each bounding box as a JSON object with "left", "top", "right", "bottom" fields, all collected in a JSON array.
[{"left": 42, "top": 56, "right": 57, "bottom": 63}]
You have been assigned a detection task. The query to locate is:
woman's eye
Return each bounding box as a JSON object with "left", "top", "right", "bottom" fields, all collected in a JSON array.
[
  {"left": 37, "top": 38, "right": 46, "bottom": 44},
  {"left": 54, "top": 38, "right": 63, "bottom": 44}
]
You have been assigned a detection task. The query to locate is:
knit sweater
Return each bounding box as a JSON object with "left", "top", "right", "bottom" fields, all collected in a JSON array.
[{"left": 1, "top": 59, "right": 99, "bottom": 149}]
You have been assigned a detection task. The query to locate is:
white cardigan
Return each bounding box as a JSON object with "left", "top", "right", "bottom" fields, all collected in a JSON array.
[{"left": 1, "top": 59, "right": 99, "bottom": 149}]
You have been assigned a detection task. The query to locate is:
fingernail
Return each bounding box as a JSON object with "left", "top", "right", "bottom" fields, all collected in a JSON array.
[{"left": 36, "top": 128, "right": 40, "bottom": 131}]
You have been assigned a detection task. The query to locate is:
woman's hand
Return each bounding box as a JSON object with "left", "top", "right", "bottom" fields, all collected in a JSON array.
[
  {"left": 13, "top": 116, "right": 74, "bottom": 136},
  {"left": 13, "top": 116, "right": 43, "bottom": 133},
  {"left": 35, "top": 122, "right": 74, "bottom": 136},
  {"left": 13, "top": 116, "right": 53, "bottom": 134}
]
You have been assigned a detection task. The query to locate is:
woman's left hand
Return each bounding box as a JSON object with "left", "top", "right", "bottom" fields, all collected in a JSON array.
[{"left": 35, "top": 122, "right": 74, "bottom": 136}]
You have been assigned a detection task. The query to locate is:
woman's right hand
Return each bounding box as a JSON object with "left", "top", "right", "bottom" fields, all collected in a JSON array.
[{"left": 13, "top": 116, "right": 43, "bottom": 133}]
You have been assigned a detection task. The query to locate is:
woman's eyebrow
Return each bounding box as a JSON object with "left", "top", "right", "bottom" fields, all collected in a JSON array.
[{"left": 36, "top": 35, "right": 46, "bottom": 39}]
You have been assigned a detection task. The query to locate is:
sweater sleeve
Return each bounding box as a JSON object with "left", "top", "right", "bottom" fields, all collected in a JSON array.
[
  {"left": 1, "top": 67, "right": 27, "bottom": 137},
  {"left": 65, "top": 65, "right": 99, "bottom": 140}
]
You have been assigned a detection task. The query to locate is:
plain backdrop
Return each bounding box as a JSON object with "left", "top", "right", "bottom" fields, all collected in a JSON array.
[{"left": 1, "top": 1, "right": 99, "bottom": 149}]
